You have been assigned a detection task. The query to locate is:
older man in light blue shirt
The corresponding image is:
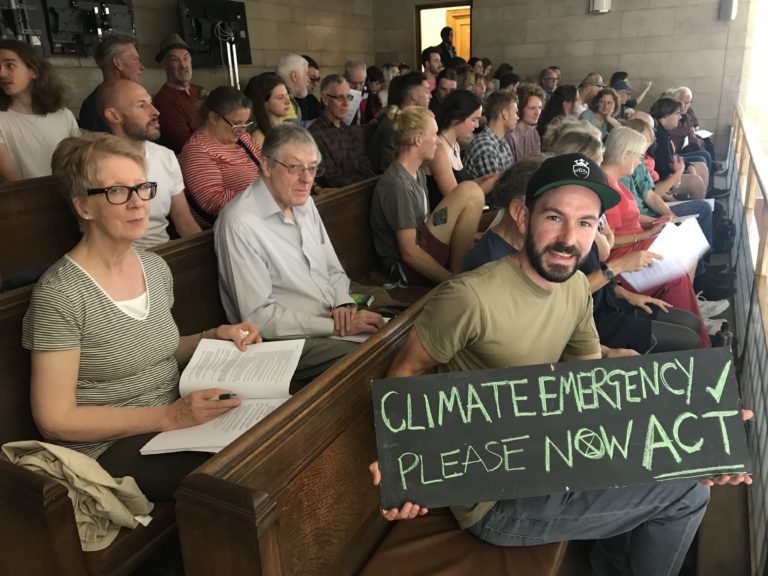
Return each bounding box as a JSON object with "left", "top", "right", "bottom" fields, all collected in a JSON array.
[{"left": 215, "top": 123, "right": 385, "bottom": 379}]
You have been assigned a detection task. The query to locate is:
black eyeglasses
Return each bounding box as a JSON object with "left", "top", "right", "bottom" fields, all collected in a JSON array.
[
  {"left": 308, "top": 75, "right": 321, "bottom": 84},
  {"left": 325, "top": 93, "right": 354, "bottom": 102},
  {"left": 87, "top": 182, "right": 157, "bottom": 205},
  {"left": 220, "top": 114, "right": 254, "bottom": 133},
  {"left": 271, "top": 159, "right": 324, "bottom": 177}
]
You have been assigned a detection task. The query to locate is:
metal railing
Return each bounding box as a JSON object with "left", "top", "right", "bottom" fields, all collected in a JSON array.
[{"left": 728, "top": 104, "right": 768, "bottom": 576}]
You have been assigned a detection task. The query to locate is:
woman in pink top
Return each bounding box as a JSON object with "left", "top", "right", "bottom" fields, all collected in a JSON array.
[
  {"left": 602, "top": 127, "right": 708, "bottom": 347},
  {"left": 180, "top": 86, "right": 262, "bottom": 228}
]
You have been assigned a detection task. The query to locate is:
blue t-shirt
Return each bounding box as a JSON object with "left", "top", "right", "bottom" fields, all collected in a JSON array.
[{"left": 461, "top": 230, "right": 517, "bottom": 272}]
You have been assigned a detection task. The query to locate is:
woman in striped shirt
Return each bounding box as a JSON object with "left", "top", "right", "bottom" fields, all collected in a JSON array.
[
  {"left": 180, "top": 86, "right": 262, "bottom": 228},
  {"left": 22, "top": 134, "right": 259, "bottom": 500}
]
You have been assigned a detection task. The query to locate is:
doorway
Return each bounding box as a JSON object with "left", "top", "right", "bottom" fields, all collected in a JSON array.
[{"left": 417, "top": 3, "right": 472, "bottom": 63}]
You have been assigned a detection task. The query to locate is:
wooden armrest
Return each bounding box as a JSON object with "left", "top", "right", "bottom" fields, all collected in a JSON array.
[{"left": 0, "top": 459, "right": 88, "bottom": 575}]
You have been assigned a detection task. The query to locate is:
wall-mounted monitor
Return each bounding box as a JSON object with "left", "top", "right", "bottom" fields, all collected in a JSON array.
[
  {"left": 44, "top": 0, "right": 135, "bottom": 56},
  {"left": 177, "top": 0, "right": 250, "bottom": 68}
]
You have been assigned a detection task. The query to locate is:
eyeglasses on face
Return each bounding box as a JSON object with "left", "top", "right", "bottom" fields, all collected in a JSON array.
[
  {"left": 220, "top": 114, "right": 254, "bottom": 133},
  {"left": 271, "top": 159, "right": 324, "bottom": 177},
  {"left": 87, "top": 182, "right": 158, "bottom": 205},
  {"left": 308, "top": 75, "right": 321, "bottom": 84},
  {"left": 325, "top": 93, "right": 354, "bottom": 102}
]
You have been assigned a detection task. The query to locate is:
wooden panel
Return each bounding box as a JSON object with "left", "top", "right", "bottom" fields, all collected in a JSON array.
[{"left": 447, "top": 8, "right": 471, "bottom": 61}]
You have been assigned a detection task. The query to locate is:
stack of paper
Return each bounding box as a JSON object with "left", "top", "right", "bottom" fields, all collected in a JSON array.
[{"left": 140, "top": 339, "right": 304, "bottom": 455}]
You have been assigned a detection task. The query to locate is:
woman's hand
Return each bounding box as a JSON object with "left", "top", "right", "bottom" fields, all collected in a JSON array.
[
  {"left": 611, "top": 250, "right": 663, "bottom": 274},
  {"left": 168, "top": 388, "right": 242, "bottom": 429},
  {"left": 213, "top": 322, "right": 262, "bottom": 351},
  {"left": 369, "top": 461, "right": 429, "bottom": 521},
  {"left": 623, "top": 292, "right": 672, "bottom": 314}
]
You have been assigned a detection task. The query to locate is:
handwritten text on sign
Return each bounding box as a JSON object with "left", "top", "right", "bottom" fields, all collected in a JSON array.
[{"left": 372, "top": 348, "right": 750, "bottom": 509}]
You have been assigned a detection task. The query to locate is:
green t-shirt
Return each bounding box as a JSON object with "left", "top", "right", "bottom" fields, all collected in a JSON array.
[
  {"left": 620, "top": 164, "right": 657, "bottom": 217},
  {"left": 414, "top": 257, "right": 601, "bottom": 529}
]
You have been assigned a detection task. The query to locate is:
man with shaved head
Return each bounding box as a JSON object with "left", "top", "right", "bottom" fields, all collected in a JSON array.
[{"left": 98, "top": 79, "right": 201, "bottom": 248}]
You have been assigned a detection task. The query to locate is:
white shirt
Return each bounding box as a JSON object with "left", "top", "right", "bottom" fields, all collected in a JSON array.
[
  {"left": 135, "top": 141, "right": 184, "bottom": 249},
  {"left": 214, "top": 179, "right": 355, "bottom": 339},
  {"left": 0, "top": 108, "right": 79, "bottom": 178}
]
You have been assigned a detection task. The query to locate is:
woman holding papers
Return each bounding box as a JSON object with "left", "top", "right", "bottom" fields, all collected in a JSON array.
[
  {"left": 22, "top": 134, "right": 260, "bottom": 500},
  {"left": 599, "top": 127, "right": 709, "bottom": 347}
]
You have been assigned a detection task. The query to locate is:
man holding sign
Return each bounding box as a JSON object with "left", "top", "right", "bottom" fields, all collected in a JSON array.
[{"left": 370, "top": 153, "right": 751, "bottom": 575}]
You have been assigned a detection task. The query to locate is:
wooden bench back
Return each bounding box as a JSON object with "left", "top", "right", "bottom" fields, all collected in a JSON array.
[
  {"left": 0, "top": 176, "right": 80, "bottom": 286},
  {"left": 176, "top": 295, "right": 429, "bottom": 576},
  {"left": 315, "top": 176, "right": 380, "bottom": 281},
  {"left": 0, "top": 231, "right": 225, "bottom": 447}
]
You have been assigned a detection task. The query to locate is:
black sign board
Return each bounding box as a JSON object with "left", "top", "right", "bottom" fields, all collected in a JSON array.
[{"left": 372, "top": 348, "right": 750, "bottom": 509}]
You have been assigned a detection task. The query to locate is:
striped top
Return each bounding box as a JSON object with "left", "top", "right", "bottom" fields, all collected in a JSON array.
[
  {"left": 22, "top": 250, "right": 181, "bottom": 459},
  {"left": 180, "top": 131, "right": 262, "bottom": 228}
]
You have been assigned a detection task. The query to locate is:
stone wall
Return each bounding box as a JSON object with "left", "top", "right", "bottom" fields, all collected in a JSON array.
[
  {"left": 373, "top": 0, "right": 752, "bottom": 155},
  {"left": 54, "top": 0, "right": 374, "bottom": 113}
]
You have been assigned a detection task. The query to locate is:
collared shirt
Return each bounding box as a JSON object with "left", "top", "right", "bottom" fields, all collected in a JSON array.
[
  {"left": 154, "top": 83, "right": 205, "bottom": 154},
  {"left": 463, "top": 125, "right": 514, "bottom": 179},
  {"left": 309, "top": 114, "right": 375, "bottom": 188},
  {"left": 505, "top": 122, "right": 541, "bottom": 163},
  {"left": 214, "top": 179, "right": 355, "bottom": 339}
]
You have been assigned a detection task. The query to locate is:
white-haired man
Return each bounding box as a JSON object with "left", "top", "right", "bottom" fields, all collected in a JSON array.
[{"left": 276, "top": 53, "right": 311, "bottom": 122}]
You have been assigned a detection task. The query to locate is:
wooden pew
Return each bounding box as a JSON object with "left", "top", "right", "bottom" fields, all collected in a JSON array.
[
  {"left": 174, "top": 291, "right": 566, "bottom": 576},
  {"left": 0, "top": 176, "right": 79, "bottom": 288},
  {"left": 0, "top": 232, "right": 225, "bottom": 576}
]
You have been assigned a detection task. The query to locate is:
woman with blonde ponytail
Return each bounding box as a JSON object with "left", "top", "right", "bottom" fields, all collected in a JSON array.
[{"left": 370, "top": 106, "right": 484, "bottom": 286}]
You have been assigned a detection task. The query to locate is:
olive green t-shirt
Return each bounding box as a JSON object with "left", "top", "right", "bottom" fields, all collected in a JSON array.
[{"left": 414, "top": 256, "right": 601, "bottom": 529}]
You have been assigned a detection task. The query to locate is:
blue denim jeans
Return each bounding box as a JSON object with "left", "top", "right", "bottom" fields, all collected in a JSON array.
[{"left": 466, "top": 480, "right": 709, "bottom": 576}]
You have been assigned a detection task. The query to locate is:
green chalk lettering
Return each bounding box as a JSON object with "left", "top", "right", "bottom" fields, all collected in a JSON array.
[
  {"left": 381, "top": 391, "right": 406, "bottom": 433},
  {"left": 675, "top": 356, "right": 695, "bottom": 406},
  {"left": 617, "top": 369, "right": 641, "bottom": 403},
  {"left": 420, "top": 455, "right": 444, "bottom": 485},
  {"left": 406, "top": 393, "right": 425, "bottom": 431},
  {"left": 574, "top": 427, "right": 606, "bottom": 460},
  {"left": 463, "top": 444, "right": 491, "bottom": 474},
  {"left": 480, "top": 380, "right": 509, "bottom": 419},
  {"left": 702, "top": 410, "right": 740, "bottom": 455},
  {"left": 438, "top": 386, "right": 468, "bottom": 426},
  {"left": 660, "top": 361, "right": 686, "bottom": 397},
  {"left": 440, "top": 448, "right": 463, "bottom": 479},
  {"left": 483, "top": 440, "right": 505, "bottom": 472},
  {"left": 705, "top": 360, "right": 732, "bottom": 404},
  {"left": 643, "top": 414, "right": 683, "bottom": 471},
  {"left": 600, "top": 421, "right": 633, "bottom": 460},
  {"left": 466, "top": 383, "right": 493, "bottom": 424},
  {"left": 423, "top": 393, "right": 435, "bottom": 429},
  {"left": 545, "top": 431, "right": 574, "bottom": 472},
  {"left": 591, "top": 367, "right": 620, "bottom": 410},
  {"left": 538, "top": 375, "right": 562, "bottom": 416},
  {"left": 560, "top": 371, "right": 582, "bottom": 412},
  {"left": 398, "top": 452, "right": 420, "bottom": 489},
  {"left": 577, "top": 371, "right": 598, "bottom": 410},
  {"left": 509, "top": 379, "right": 536, "bottom": 417},
  {"left": 500, "top": 435, "right": 529, "bottom": 472},
  {"left": 639, "top": 362, "right": 660, "bottom": 398},
  {"left": 672, "top": 412, "right": 703, "bottom": 454}
]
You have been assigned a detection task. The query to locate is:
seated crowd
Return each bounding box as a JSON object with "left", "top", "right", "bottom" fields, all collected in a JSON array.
[{"left": 0, "top": 27, "right": 749, "bottom": 576}]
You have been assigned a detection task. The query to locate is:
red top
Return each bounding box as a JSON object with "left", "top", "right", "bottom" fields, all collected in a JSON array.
[
  {"left": 604, "top": 175, "right": 643, "bottom": 237},
  {"left": 154, "top": 83, "right": 205, "bottom": 154},
  {"left": 644, "top": 156, "right": 659, "bottom": 183},
  {"left": 180, "top": 131, "right": 262, "bottom": 228}
]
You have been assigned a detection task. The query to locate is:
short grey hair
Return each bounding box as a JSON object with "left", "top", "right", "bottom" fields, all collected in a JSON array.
[
  {"left": 320, "top": 74, "right": 347, "bottom": 95},
  {"left": 276, "top": 54, "right": 308, "bottom": 82},
  {"left": 261, "top": 122, "right": 322, "bottom": 166},
  {"left": 344, "top": 60, "right": 367, "bottom": 76},
  {"left": 603, "top": 126, "right": 648, "bottom": 166},
  {"left": 94, "top": 32, "right": 137, "bottom": 72},
  {"left": 673, "top": 86, "right": 693, "bottom": 100}
]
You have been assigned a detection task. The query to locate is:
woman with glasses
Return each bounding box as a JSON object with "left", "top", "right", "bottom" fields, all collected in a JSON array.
[
  {"left": 22, "top": 134, "right": 259, "bottom": 502},
  {"left": 180, "top": 86, "right": 262, "bottom": 228},
  {"left": 0, "top": 39, "right": 79, "bottom": 180},
  {"left": 599, "top": 127, "right": 710, "bottom": 347},
  {"left": 244, "top": 73, "right": 293, "bottom": 147}
]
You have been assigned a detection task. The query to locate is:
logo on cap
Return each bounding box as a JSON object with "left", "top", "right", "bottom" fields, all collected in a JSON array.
[{"left": 573, "top": 158, "right": 590, "bottom": 179}]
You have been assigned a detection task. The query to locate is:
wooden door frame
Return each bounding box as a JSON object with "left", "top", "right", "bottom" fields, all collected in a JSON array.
[{"left": 414, "top": 1, "right": 472, "bottom": 68}]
